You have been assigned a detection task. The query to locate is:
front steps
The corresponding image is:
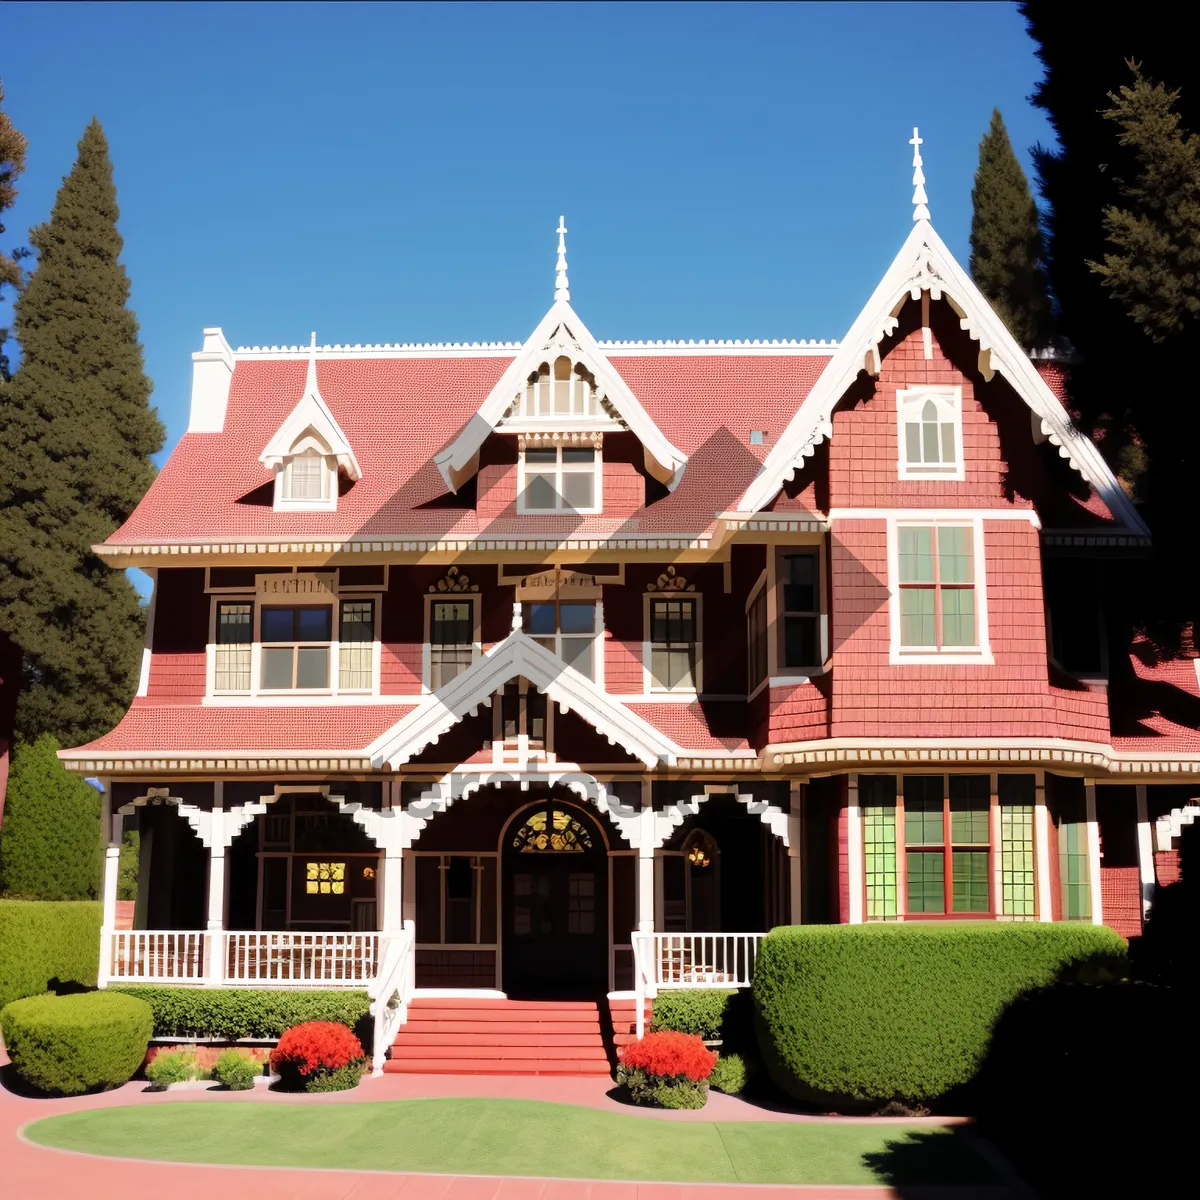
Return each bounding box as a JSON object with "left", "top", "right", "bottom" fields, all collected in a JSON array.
[{"left": 384, "top": 996, "right": 653, "bottom": 1076}]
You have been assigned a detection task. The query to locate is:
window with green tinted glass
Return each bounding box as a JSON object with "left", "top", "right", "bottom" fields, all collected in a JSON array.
[
  {"left": 1059, "top": 821, "right": 1091, "bottom": 921},
  {"left": 897, "top": 525, "right": 978, "bottom": 651},
  {"left": 904, "top": 776, "right": 945, "bottom": 913},
  {"left": 999, "top": 774, "right": 1036, "bottom": 918},
  {"left": 861, "top": 776, "right": 897, "bottom": 920},
  {"left": 902, "top": 774, "right": 992, "bottom": 915}
]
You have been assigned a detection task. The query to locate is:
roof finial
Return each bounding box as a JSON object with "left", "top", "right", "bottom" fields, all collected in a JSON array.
[
  {"left": 554, "top": 215, "right": 570, "bottom": 302},
  {"left": 910, "top": 128, "right": 930, "bottom": 223},
  {"left": 305, "top": 330, "right": 318, "bottom": 394}
]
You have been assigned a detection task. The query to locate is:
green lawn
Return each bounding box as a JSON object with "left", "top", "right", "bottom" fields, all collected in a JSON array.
[{"left": 25, "top": 1098, "right": 999, "bottom": 1186}]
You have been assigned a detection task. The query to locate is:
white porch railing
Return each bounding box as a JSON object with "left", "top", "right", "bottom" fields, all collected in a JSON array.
[
  {"left": 101, "top": 929, "right": 384, "bottom": 987},
  {"left": 632, "top": 931, "right": 765, "bottom": 1039},
  {"left": 367, "top": 920, "right": 416, "bottom": 1075}
]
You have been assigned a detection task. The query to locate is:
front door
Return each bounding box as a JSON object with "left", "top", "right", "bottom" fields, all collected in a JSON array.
[{"left": 502, "top": 800, "right": 608, "bottom": 998}]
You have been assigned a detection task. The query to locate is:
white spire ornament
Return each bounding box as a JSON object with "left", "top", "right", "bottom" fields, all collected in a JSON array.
[
  {"left": 910, "top": 128, "right": 930, "bottom": 223},
  {"left": 305, "top": 330, "right": 318, "bottom": 392},
  {"left": 555, "top": 215, "right": 570, "bottom": 302}
]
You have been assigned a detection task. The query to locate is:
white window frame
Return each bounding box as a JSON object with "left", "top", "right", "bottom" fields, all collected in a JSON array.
[
  {"left": 273, "top": 436, "right": 339, "bottom": 512},
  {"left": 521, "top": 597, "right": 605, "bottom": 688},
  {"left": 516, "top": 445, "right": 603, "bottom": 515},
  {"left": 422, "top": 593, "right": 482, "bottom": 693},
  {"left": 642, "top": 592, "right": 703, "bottom": 695},
  {"left": 746, "top": 569, "right": 769, "bottom": 701},
  {"left": 896, "top": 386, "right": 965, "bottom": 482},
  {"left": 206, "top": 592, "right": 382, "bottom": 700},
  {"left": 887, "top": 515, "right": 993, "bottom": 665}
]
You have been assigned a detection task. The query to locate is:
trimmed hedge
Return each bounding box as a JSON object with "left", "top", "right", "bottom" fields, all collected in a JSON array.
[
  {"left": 107, "top": 985, "right": 371, "bottom": 1041},
  {"left": 0, "top": 900, "right": 102, "bottom": 1009},
  {"left": 753, "top": 923, "right": 1127, "bottom": 1111},
  {"left": 650, "top": 989, "right": 735, "bottom": 1040},
  {"left": 0, "top": 991, "right": 152, "bottom": 1095}
]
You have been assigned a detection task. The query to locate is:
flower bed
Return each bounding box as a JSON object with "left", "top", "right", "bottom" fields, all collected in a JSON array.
[
  {"left": 616, "top": 1030, "right": 717, "bottom": 1109},
  {"left": 270, "top": 1021, "right": 365, "bottom": 1093}
]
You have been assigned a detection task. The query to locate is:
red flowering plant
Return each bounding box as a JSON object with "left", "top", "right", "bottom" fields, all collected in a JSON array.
[
  {"left": 617, "top": 1030, "right": 717, "bottom": 1109},
  {"left": 269, "top": 1021, "right": 366, "bottom": 1093}
]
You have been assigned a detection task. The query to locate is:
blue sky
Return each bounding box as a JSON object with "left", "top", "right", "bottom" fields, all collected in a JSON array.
[{"left": 3, "top": 0, "right": 1052, "bottom": 464}]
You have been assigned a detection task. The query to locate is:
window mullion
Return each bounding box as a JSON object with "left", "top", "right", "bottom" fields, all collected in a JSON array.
[{"left": 943, "top": 783, "right": 953, "bottom": 915}]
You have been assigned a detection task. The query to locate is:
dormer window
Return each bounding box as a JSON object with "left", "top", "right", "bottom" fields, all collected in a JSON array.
[
  {"left": 282, "top": 447, "right": 333, "bottom": 505},
  {"left": 517, "top": 442, "right": 602, "bottom": 513},
  {"left": 897, "top": 386, "right": 964, "bottom": 480}
]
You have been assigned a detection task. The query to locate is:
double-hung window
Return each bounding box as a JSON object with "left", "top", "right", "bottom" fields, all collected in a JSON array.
[
  {"left": 338, "top": 600, "right": 375, "bottom": 691},
  {"left": 903, "top": 775, "right": 990, "bottom": 914},
  {"left": 779, "top": 551, "right": 821, "bottom": 669},
  {"left": 215, "top": 603, "right": 252, "bottom": 692},
  {"left": 524, "top": 601, "right": 598, "bottom": 680},
  {"left": 520, "top": 446, "right": 600, "bottom": 513},
  {"left": 261, "top": 606, "right": 333, "bottom": 690},
  {"left": 746, "top": 580, "right": 768, "bottom": 694},
  {"left": 648, "top": 597, "right": 699, "bottom": 691},
  {"left": 429, "top": 599, "right": 476, "bottom": 690},
  {"left": 897, "top": 387, "right": 963, "bottom": 479},
  {"left": 896, "top": 524, "right": 980, "bottom": 654}
]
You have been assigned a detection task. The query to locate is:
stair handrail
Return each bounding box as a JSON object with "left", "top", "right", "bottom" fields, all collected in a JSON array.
[{"left": 368, "top": 919, "right": 416, "bottom": 1076}]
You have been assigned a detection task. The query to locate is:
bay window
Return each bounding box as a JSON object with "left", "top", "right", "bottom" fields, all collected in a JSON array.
[
  {"left": 746, "top": 580, "right": 768, "bottom": 693},
  {"left": 779, "top": 551, "right": 821, "bottom": 669}
]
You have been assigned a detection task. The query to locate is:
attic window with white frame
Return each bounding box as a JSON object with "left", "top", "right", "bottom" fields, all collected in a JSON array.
[
  {"left": 897, "top": 387, "right": 963, "bottom": 480},
  {"left": 518, "top": 443, "right": 602, "bottom": 513},
  {"left": 275, "top": 432, "right": 339, "bottom": 511}
]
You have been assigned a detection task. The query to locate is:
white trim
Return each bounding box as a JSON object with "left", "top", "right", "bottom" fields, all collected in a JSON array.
[
  {"left": 515, "top": 444, "right": 603, "bottom": 515},
  {"left": 229, "top": 339, "right": 837, "bottom": 359},
  {"left": 434, "top": 299, "right": 687, "bottom": 493},
  {"left": 830, "top": 507, "right": 1040, "bottom": 527},
  {"left": 1135, "top": 784, "right": 1155, "bottom": 920},
  {"left": 896, "top": 386, "right": 965, "bottom": 481},
  {"left": 736, "top": 219, "right": 1148, "bottom": 537},
  {"left": 1034, "top": 772, "right": 1052, "bottom": 921},
  {"left": 1085, "top": 782, "right": 1103, "bottom": 925},
  {"left": 886, "top": 515, "right": 993, "bottom": 665},
  {"left": 846, "top": 774, "right": 864, "bottom": 924},
  {"left": 136, "top": 568, "right": 159, "bottom": 697}
]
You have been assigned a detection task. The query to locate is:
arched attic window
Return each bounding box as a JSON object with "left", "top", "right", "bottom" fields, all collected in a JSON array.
[
  {"left": 897, "top": 387, "right": 964, "bottom": 480},
  {"left": 521, "top": 356, "right": 601, "bottom": 419},
  {"left": 277, "top": 430, "right": 338, "bottom": 510}
]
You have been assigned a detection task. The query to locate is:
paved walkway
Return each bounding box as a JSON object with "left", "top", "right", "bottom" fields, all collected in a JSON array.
[{"left": 0, "top": 1056, "right": 1015, "bottom": 1199}]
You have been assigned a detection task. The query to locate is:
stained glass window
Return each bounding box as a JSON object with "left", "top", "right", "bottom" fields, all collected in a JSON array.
[
  {"left": 305, "top": 861, "right": 345, "bottom": 895},
  {"left": 512, "top": 808, "right": 594, "bottom": 853},
  {"left": 861, "top": 776, "right": 898, "bottom": 921},
  {"left": 999, "top": 775, "right": 1036, "bottom": 918}
]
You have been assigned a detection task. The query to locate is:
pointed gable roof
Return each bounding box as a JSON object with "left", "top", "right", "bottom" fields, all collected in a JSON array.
[
  {"left": 434, "top": 219, "right": 686, "bottom": 493},
  {"left": 259, "top": 341, "right": 362, "bottom": 480},
  {"left": 737, "top": 167, "right": 1147, "bottom": 536},
  {"left": 367, "top": 629, "right": 682, "bottom": 769}
]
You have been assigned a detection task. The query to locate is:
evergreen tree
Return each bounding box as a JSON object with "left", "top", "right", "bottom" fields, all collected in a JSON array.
[
  {"left": 0, "top": 734, "right": 101, "bottom": 899},
  {"left": 969, "top": 108, "right": 1054, "bottom": 348},
  {"left": 0, "top": 119, "right": 164, "bottom": 746},
  {"left": 1090, "top": 66, "right": 1200, "bottom": 341},
  {"left": 1022, "top": 3, "right": 1200, "bottom": 631},
  {"left": 0, "top": 78, "right": 29, "bottom": 381}
]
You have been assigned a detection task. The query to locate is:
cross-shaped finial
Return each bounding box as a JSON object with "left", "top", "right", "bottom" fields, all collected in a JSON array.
[
  {"left": 910, "top": 127, "right": 930, "bottom": 223},
  {"left": 555, "top": 215, "right": 570, "bottom": 302}
]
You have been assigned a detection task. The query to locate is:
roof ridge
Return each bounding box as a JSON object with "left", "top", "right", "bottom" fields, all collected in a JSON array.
[{"left": 231, "top": 337, "right": 841, "bottom": 355}]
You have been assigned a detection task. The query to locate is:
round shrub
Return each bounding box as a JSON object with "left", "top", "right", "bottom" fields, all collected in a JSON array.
[
  {"left": 0, "top": 990, "right": 153, "bottom": 1095},
  {"left": 145, "top": 1049, "right": 197, "bottom": 1089},
  {"left": 709, "top": 1051, "right": 747, "bottom": 1095},
  {"left": 650, "top": 990, "right": 734, "bottom": 1040},
  {"left": 270, "top": 1020, "right": 365, "bottom": 1093},
  {"left": 617, "top": 1031, "right": 716, "bottom": 1109},
  {"left": 753, "top": 923, "right": 1128, "bottom": 1111},
  {"left": 213, "top": 1049, "right": 259, "bottom": 1091}
]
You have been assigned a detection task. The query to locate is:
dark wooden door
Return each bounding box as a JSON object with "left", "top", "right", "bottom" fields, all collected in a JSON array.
[{"left": 502, "top": 801, "right": 607, "bottom": 997}]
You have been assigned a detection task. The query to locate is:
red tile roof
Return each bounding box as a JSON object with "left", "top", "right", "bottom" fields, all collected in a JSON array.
[
  {"left": 624, "top": 701, "right": 752, "bottom": 752},
  {"left": 108, "top": 354, "right": 831, "bottom": 545}
]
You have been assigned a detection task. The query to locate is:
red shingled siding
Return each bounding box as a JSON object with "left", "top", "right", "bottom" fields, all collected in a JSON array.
[
  {"left": 1155, "top": 850, "right": 1181, "bottom": 886},
  {"left": 147, "top": 568, "right": 208, "bottom": 701},
  {"left": 603, "top": 581, "right": 644, "bottom": 694},
  {"left": 836, "top": 787, "right": 850, "bottom": 924},
  {"left": 827, "top": 521, "right": 1107, "bottom": 740},
  {"left": 768, "top": 678, "right": 830, "bottom": 742},
  {"left": 1100, "top": 866, "right": 1142, "bottom": 937}
]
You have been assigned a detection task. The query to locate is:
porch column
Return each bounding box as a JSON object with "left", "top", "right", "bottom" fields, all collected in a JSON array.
[
  {"left": 1085, "top": 781, "right": 1103, "bottom": 925},
  {"left": 381, "top": 852, "right": 403, "bottom": 932},
  {"left": 1135, "top": 784, "right": 1155, "bottom": 922},
  {"left": 205, "top": 789, "right": 226, "bottom": 987},
  {"left": 788, "top": 780, "right": 803, "bottom": 925},
  {"left": 635, "top": 781, "right": 655, "bottom": 932},
  {"left": 846, "top": 773, "right": 863, "bottom": 925},
  {"left": 1034, "top": 771, "right": 1053, "bottom": 921},
  {"left": 97, "top": 778, "right": 117, "bottom": 987}
]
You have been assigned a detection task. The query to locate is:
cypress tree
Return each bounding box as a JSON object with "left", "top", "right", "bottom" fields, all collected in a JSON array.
[
  {"left": 1, "top": 77, "right": 29, "bottom": 380},
  {"left": 0, "top": 734, "right": 101, "bottom": 899},
  {"left": 0, "top": 119, "right": 164, "bottom": 746},
  {"left": 969, "top": 109, "right": 1054, "bottom": 349}
]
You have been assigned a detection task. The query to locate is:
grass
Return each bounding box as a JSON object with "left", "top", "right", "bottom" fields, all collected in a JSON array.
[{"left": 24, "top": 1098, "right": 999, "bottom": 1186}]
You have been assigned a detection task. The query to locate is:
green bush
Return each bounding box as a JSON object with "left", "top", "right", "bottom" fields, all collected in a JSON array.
[
  {"left": 650, "top": 989, "right": 734, "bottom": 1040},
  {"left": 616, "top": 1064, "right": 709, "bottom": 1109},
  {"left": 0, "top": 735, "right": 102, "bottom": 900},
  {"left": 0, "top": 899, "right": 102, "bottom": 1008},
  {"left": 753, "top": 923, "right": 1127, "bottom": 1111},
  {"left": 106, "top": 985, "right": 370, "bottom": 1040},
  {"left": 213, "top": 1049, "right": 259, "bottom": 1091},
  {"left": 145, "top": 1050, "right": 197, "bottom": 1088},
  {"left": 302, "top": 1061, "right": 364, "bottom": 1093},
  {"left": 709, "top": 1052, "right": 747, "bottom": 1095},
  {"left": 0, "top": 990, "right": 152, "bottom": 1095}
]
